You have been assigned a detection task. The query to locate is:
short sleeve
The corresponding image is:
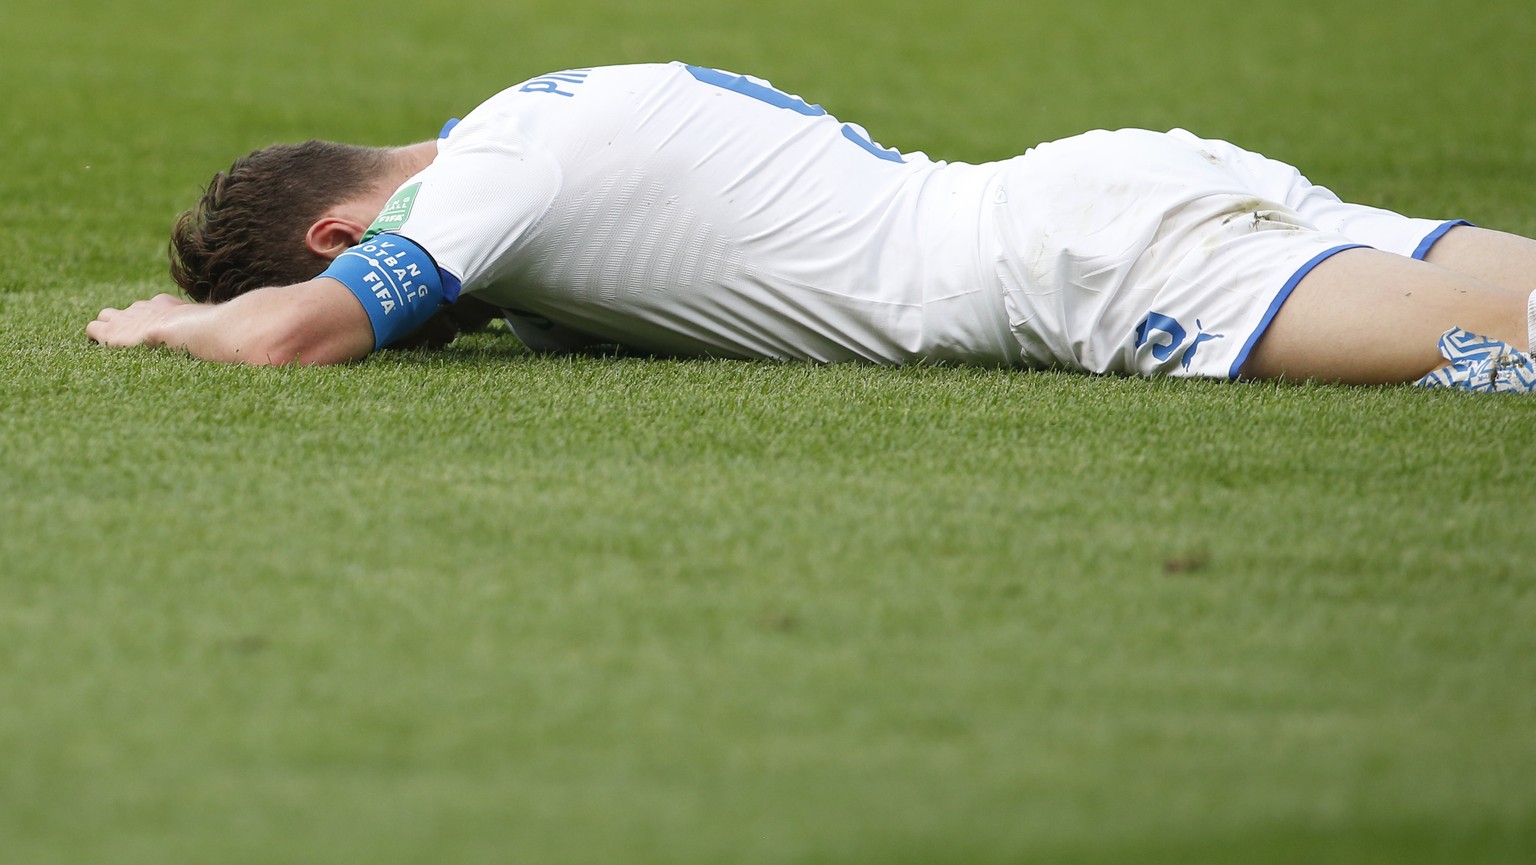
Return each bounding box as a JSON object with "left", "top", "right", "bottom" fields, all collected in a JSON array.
[{"left": 366, "top": 126, "right": 563, "bottom": 298}]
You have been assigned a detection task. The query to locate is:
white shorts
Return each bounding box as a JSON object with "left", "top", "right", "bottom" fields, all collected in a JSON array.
[{"left": 990, "top": 128, "right": 1466, "bottom": 378}]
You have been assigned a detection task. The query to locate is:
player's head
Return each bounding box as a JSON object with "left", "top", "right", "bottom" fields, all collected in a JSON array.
[{"left": 168, "top": 141, "right": 392, "bottom": 303}]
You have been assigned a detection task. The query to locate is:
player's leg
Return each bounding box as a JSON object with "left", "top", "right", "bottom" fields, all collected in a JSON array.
[
  {"left": 1242, "top": 247, "right": 1530, "bottom": 384},
  {"left": 1421, "top": 224, "right": 1536, "bottom": 294},
  {"left": 1179, "top": 135, "right": 1536, "bottom": 384}
]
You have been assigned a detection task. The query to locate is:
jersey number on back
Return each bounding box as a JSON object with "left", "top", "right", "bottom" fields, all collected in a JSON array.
[{"left": 684, "top": 65, "right": 905, "bottom": 164}]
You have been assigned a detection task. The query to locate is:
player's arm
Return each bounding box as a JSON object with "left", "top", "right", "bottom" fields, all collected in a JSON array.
[
  {"left": 89, "top": 234, "right": 455, "bottom": 366},
  {"left": 87, "top": 279, "right": 374, "bottom": 366}
]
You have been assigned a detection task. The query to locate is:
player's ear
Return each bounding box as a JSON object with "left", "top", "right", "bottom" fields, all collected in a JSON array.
[{"left": 305, "top": 216, "right": 369, "bottom": 260}]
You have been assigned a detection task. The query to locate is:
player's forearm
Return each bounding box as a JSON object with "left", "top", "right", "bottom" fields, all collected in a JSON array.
[
  {"left": 144, "top": 298, "right": 309, "bottom": 365},
  {"left": 89, "top": 281, "right": 375, "bottom": 366},
  {"left": 172, "top": 284, "right": 374, "bottom": 365}
]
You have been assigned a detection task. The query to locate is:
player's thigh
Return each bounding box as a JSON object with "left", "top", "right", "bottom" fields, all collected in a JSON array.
[
  {"left": 1242, "top": 248, "right": 1529, "bottom": 384},
  {"left": 1421, "top": 225, "right": 1536, "bottom": 294}
]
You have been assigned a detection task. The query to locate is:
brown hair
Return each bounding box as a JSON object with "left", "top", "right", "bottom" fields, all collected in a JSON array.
[{"left": 168, "top": 141, "right": 389, "bottom": 303}]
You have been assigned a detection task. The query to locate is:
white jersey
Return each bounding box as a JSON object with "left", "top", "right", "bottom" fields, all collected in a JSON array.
[{"left": 382, "top": 62, "right": 1023, "bottom": 366}]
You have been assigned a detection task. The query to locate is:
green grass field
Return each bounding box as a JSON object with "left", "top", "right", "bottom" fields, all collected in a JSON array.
[{"left": 4, "top": 1, "right": 1536, "bottom": 862}]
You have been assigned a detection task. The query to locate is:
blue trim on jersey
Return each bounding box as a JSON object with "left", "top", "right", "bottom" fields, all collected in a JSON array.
[
  {"left": 439, "top": 267, "right": 463, "bottom": 304},
  {"left": 684, "top": 65, "right": 827, "bottom": 116},
  {"left": 1227, "top": 243, "right": 1369, "bottom": 380},
  {"left": 1411, "top": 219, "right": 1472, "bottom": 260},
  {"left": 320, "top": 235, "right": 446, "bottom": 350},
  {"left": 439, "top": 118, "right": 460, "bottom": 139},
  {"left": 840, "top": 126, "right": 905, "bottom": 163}
]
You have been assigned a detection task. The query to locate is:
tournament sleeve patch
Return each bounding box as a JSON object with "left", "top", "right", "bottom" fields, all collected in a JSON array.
[
  {"left": 362, "top": 183, "right": 421, "bottom": 242},
  {"left": 319, "top": 235, "right": 446, "bottom": 350}
]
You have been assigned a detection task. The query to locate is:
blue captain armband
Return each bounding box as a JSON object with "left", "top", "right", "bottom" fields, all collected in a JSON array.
[{"left": 320, "top": 235, "right": 456, "bottom": 350}]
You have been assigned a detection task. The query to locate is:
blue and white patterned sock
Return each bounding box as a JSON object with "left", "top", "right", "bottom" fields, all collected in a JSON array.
[{"left": 1415, "top": 327, "right": 1536, "bottom": 393}]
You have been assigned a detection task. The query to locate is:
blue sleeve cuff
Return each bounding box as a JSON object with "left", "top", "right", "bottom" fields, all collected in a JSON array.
[{"left": 320, "top": 235, "right": 448, "bottom": 350}]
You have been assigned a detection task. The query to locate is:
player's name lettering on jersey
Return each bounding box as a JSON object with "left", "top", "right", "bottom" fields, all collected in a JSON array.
[
  {"left": 519, "top": 68, "right": 593, "bottom": 98},
  {"left": 351, "top": 240, "right": 428, "bottom": 315}
]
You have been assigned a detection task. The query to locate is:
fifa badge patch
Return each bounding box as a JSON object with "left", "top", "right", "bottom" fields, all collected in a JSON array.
[{"left": 362, "top": 182, "right": 421, "bottom": 241}]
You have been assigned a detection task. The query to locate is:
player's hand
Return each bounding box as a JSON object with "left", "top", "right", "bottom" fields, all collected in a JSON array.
[{"left": 87, "top": 294, "right": 195, "bottom": 348}]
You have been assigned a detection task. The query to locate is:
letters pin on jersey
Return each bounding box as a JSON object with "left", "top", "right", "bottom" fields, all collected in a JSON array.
[{"left": 519, "top": 68, "right": 593, "bottom": 98}]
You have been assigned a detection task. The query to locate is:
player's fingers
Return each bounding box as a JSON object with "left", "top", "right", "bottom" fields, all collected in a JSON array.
[
  {"left": 89, "top": 309, "right": 120, "bottom": 341},
  {"left": 87, "top": 310, "right": 135, "bottom": 346}
]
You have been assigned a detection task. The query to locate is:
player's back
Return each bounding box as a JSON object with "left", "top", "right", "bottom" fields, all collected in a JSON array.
[{"left": 410, "top": 63, "right": 1021, "bottom": 365}]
